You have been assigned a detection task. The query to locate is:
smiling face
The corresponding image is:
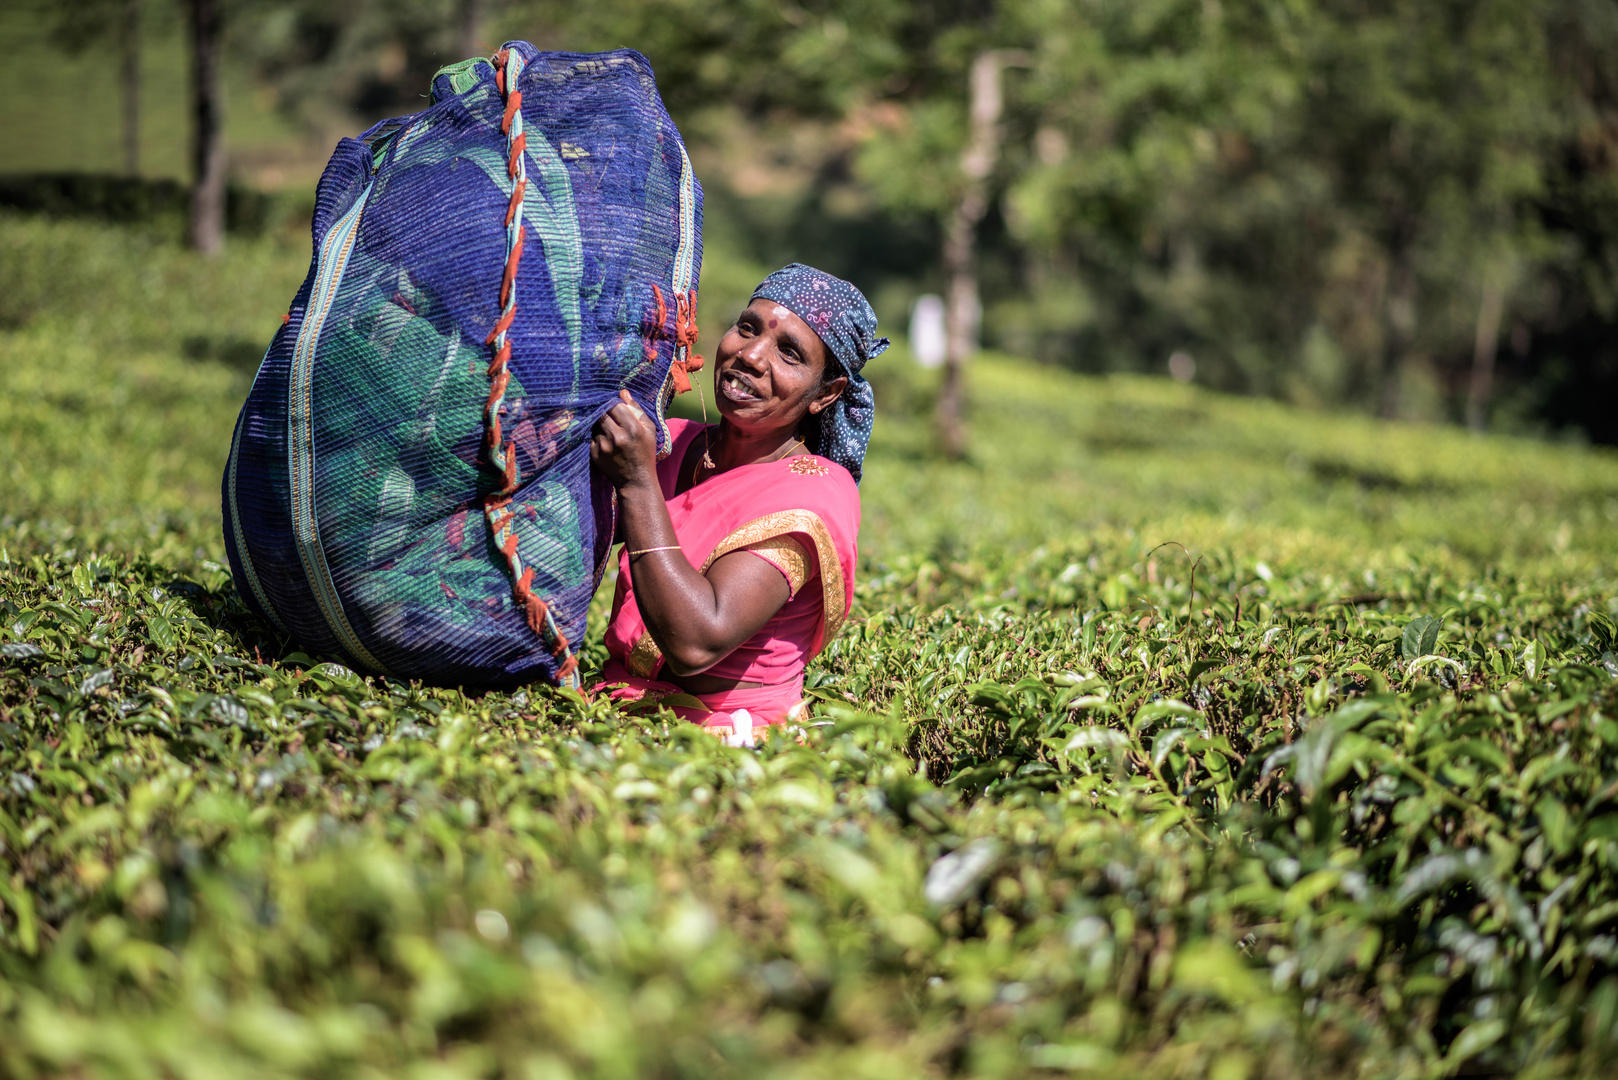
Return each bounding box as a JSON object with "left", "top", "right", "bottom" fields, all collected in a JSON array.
[{"left": 714, "top": 299, "right": 847, "bottom": 437}]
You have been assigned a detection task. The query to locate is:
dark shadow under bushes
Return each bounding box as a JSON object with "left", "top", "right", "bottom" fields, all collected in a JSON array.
[{"left": 0, "top": 172, "right": 311, "bottom": 240}]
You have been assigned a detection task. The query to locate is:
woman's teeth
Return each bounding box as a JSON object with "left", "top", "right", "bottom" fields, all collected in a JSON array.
[{"left": 722, "top": 372, "right": 759, "bottom": 400}]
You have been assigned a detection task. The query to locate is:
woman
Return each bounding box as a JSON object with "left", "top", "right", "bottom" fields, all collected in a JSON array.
[{"left": 589, "top": 264, "right": 887, "bottom": 743}]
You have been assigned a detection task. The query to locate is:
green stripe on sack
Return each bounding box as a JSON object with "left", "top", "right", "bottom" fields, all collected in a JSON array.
[
  {"left": 652, "top": 142, "right": 700, "bottom": 451},
  {"left": 673, "top": 143, "right": 696, "bottom": 294},
  {"left": 287, "top": 184, "right": 391, "bottom": 676}
]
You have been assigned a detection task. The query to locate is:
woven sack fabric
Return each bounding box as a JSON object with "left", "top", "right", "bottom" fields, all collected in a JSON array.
[{"left": 223, "top": 43, "right": 703, "bottom": 689}]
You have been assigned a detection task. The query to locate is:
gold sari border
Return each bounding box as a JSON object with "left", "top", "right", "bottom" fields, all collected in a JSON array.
[
  {"left": 700, "top": 509, "right": 848, "bottom": 655},
  {"left": 742, "top": 534, "right": 812, "bottom": 598},
  {"left": 621, "top": 510, "right": 849, "bottom": 671},
  {"left": 625, "top": 625, "right": 665, "bottom": 679}
]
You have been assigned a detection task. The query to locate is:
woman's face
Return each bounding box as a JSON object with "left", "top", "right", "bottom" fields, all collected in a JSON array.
[{"left": 713, "top": 299, "right": 846, "bottom": 435}]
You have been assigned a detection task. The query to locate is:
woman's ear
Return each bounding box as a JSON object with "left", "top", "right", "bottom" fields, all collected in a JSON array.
[{"left": 808, "top": 376, "right": 848, "bottom": 416}]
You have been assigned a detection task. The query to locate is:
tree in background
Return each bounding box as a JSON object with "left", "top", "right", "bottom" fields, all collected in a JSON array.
[
  {"left": 41, "top": 0, "right": 233, "bottom": 250},
  {"left": 848, "top": 0, "right": 1618, "bottom": 438},
  {"left": 187, "top": 0, "right": 226, "bottom": 253},
  {"left": 978, "top": 0, "right": 1568, "bottom": 423},
  {"left": 1523, "top": 0, "right": 1618, "bottom": 443},
  {"left": 938, "top": 50, "right": 1024, "bottom": 458}
]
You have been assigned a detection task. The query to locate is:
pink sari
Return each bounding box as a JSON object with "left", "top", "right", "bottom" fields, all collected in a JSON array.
[{"left": 596, "top": 419, "right": 860, "bottom": 740}]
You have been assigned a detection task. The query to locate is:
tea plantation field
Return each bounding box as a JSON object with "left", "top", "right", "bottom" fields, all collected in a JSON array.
[{"left": 3, "top": 212, "right": 1618, "bottom": 1078}]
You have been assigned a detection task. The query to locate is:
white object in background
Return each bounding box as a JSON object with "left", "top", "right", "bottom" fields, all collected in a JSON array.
[
  {"left": 910, "top": 294, "right": 947, "bottom": 369},
  {"left": 1168, "top": 350, "right": 1196, "bottom": 383},
  {"left": 726, "top": 709, "right": 756, "bottom": 748}
]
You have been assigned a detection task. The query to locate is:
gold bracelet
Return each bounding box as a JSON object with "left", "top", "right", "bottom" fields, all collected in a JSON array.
[{"left": 626, "top": 544, "right": 683, "bottom": 558}]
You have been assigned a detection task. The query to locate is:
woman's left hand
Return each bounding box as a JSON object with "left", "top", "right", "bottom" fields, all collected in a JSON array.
[{"left": 591, "top": 389, "right": 659, "bottom": 490}]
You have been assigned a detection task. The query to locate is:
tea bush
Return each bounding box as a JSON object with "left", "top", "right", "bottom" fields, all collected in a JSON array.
[{"left": 2, "top": 214, "right": 1617, "bottom": 1078}]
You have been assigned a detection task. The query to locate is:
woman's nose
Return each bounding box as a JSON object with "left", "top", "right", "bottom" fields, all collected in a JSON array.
[{"left": 736, "top": 336, "right": 771, "bottom": 369}]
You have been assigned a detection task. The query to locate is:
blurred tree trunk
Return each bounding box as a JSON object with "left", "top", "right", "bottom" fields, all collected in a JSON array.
[
  {"left": 939, "top": 51, "right": 1017, "bottom": 460},
  {"left": 1378, "top": 252, "right": 1417, "bottom": 419},
  {"left": 1467, "top": 272, "right": 1506, "bottom": 432},
  {"left": 459, "top": 0, "right": 485, "bottom": 59},
  {"left": 188, "top": 0, "right": 225, "bottom": 255},
  {"left": 121, "top": 0, "right": 140, "bottom": 176}
]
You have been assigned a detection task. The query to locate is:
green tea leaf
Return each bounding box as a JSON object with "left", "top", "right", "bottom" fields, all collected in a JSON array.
[
  {"left": 1442, "top": 1019, "right": 1505, "bottom": 1070},
  {"left": 146, "top": 615, "right": 175, "bottom": 650},
  {"left": 1537, "top": 796, "right": 1574, "bottom": 856},
  {"left": 1523, "top": 640, "right": 1547, "bottom": 679},
  {"left": 1402, "top": 616, "right": 1441, "bottom": 661}
]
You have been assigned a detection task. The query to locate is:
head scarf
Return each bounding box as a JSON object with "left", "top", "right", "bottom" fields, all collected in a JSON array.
[{"left": 750, "top": 263, "right": 888, "bottom": 484}]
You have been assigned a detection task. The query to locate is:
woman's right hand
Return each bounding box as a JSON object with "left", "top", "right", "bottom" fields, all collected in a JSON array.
[{"left": 591, "top": 389, "right": 660, "bottom": 490}]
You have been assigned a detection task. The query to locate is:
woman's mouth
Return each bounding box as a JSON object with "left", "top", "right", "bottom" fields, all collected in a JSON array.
[{"left": 719, "top": 370, "right": 761, "bottom": 402}]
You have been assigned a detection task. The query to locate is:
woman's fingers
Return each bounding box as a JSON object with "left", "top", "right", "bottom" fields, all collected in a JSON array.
[
  {"left": 614, "top": 390, "right": 647, "bottom": 422},
  {"left": 597, "top": 406, "right": 639, "bottom": 445},
  {"left": 607, "top": 401, "right": 646, "bottom": 432},
  {"left": 591, "top": 393, "right": 657, "bottom": 487}
]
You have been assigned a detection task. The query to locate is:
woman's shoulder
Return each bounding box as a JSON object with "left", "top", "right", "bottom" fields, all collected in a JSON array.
[{"left": 765, "top": 453, "right": 860, "bottom": 529}]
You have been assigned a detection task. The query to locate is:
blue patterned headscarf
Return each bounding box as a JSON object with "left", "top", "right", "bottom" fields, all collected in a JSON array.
[{"left": 751, "top": 263, "right": 888, "bottom": 484}]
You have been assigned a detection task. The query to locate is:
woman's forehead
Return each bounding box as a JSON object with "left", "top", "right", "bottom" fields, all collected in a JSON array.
[
  {"left": 743, "top": 299, "right": 826, "bottom": 362},
  {"left": 746, "top": 297, "right": 797, "bottom": 326}
]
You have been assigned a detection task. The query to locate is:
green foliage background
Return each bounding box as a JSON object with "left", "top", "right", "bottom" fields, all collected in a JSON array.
[
  {"left": 3, "top": 213, "right": 1618, "bottom": 1077},
  {"left": 6, "top": 0, "right": 1618, "bottom": 438}
]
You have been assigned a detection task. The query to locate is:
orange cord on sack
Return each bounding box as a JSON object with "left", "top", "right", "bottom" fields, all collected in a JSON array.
[{"left": 480, "top": 47, "right": 578, "bottom": 686}]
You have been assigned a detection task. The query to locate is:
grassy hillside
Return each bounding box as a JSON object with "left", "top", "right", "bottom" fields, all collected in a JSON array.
[
  {"left": 5, "top": 212, "right": 1613, "bottom": 568},
  {"left": 2, "top": 214, "right": 1617, "bottom": 1078}
]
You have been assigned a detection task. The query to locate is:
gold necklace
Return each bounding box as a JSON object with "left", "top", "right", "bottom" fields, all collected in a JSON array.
[{"left": 698, "top": 431, "right": 804, "bottom": 480}]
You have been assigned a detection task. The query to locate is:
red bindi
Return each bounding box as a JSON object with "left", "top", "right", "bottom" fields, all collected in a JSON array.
[{"left": 768, "top": 318, "right": 779, "bottom": 328}]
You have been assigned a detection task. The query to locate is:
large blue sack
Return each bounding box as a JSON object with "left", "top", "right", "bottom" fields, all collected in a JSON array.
[{"left": 222, "top": 43, "right": 703, "bottom": 689}]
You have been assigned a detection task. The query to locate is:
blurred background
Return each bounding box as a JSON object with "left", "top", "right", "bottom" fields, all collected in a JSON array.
[{"left": 3, "top": 0, "right": 1617, "bottom": 445}]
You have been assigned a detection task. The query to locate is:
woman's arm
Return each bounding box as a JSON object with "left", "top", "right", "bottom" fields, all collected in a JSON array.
[{"left": 591, "top": 392, "right": 791, "bottom": 675}]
